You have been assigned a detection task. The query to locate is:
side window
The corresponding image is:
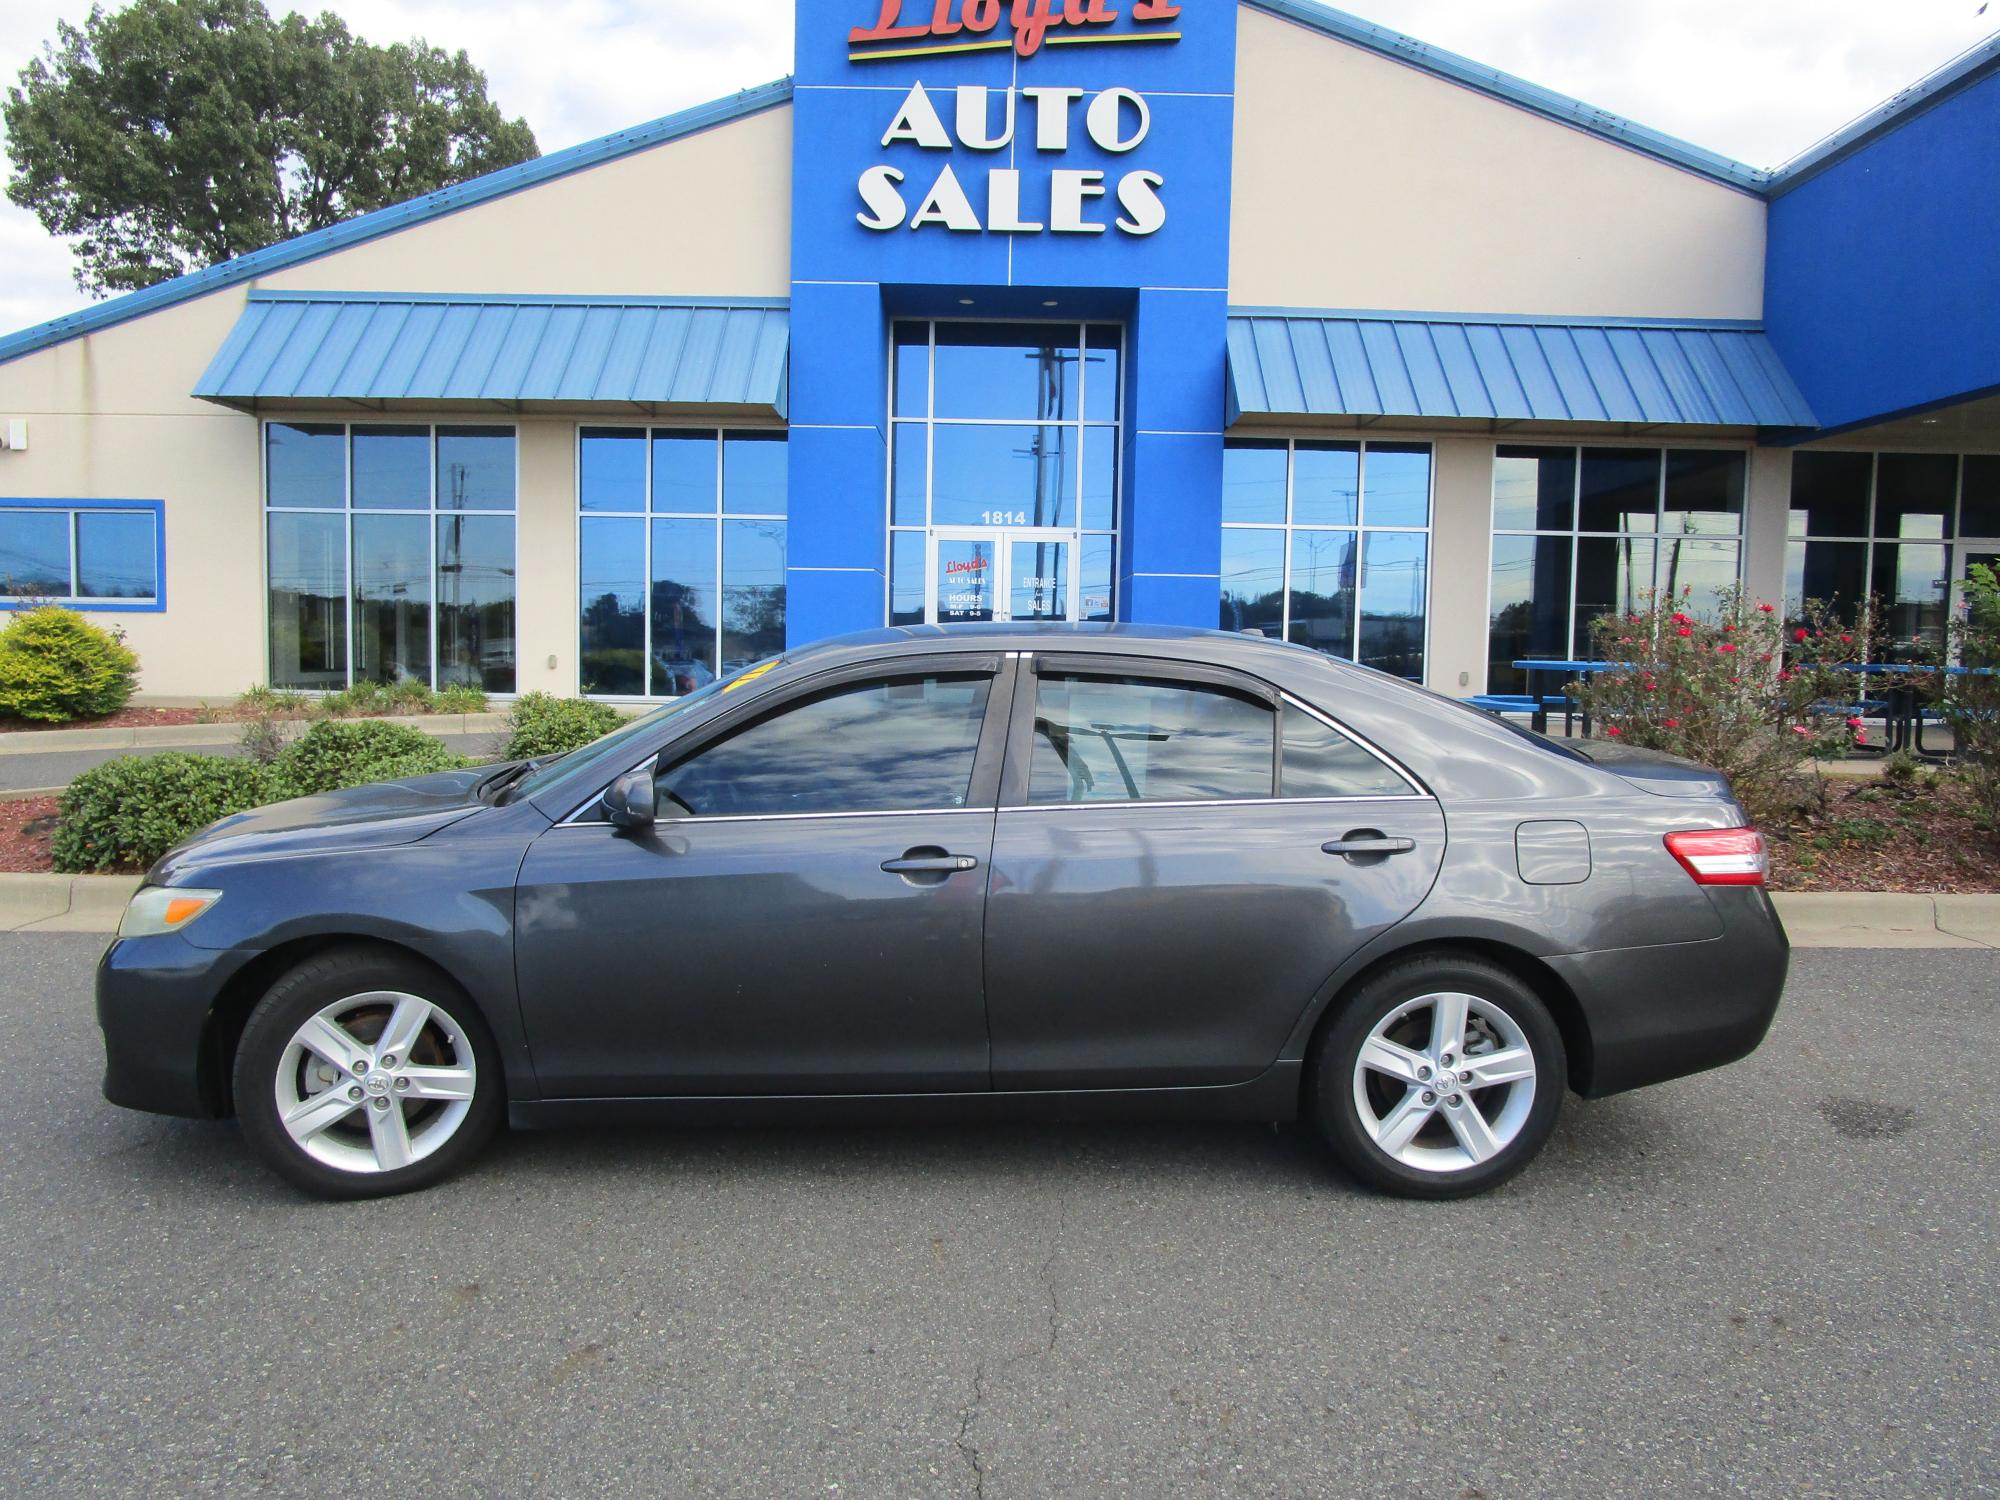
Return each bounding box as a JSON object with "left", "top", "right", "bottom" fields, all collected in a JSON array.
[
  {"left": 657, "top": 674, "right": 991, "bottom": 818},
  {"left": 1030, "top": 674, "right": 1275, "bottom": 805},
  {"left": 1281, "top": 706, "right": 1413, "bottom": 798}
]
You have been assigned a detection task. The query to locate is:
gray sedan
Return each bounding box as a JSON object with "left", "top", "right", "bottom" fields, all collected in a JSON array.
[{"left": 96, "top": 625, "right": 1788, "bottom": 1199}]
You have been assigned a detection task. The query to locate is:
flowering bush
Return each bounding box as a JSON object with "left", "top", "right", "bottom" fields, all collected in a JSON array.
[
  {"left": 1571, "top": 586, "right": 1868, "bottom": 827},
  {"left": 1938, "top": 563, "right": 2000, "bottom": 825}
]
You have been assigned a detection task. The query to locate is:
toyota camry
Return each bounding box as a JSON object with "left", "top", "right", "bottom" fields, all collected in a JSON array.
[{"left": 96, "top": 625, "right": 1788, "bottom": 1200}]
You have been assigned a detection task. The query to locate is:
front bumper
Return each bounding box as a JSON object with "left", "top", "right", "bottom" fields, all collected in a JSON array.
[
  {"left": 96, "top": 933, "right": 260, "bottom": 1119},
  {"left": 1549, "top": 886, "right": 1791, "bottom": 1098}
]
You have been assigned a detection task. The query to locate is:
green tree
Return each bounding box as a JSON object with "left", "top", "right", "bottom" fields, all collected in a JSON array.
[{"left": 4, "top": 0, "right": 538, "bottom": 296}]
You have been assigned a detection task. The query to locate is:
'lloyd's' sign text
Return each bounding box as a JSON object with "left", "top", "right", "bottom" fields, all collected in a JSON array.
[{"left": 849, "top": 1, "right": 1183, "bottom": 62}]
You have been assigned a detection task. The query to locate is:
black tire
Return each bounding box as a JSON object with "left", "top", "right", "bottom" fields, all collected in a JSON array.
[
  {"left": 233, "top": 945, "right": 503, "bottom": 1200},
  {"left": 1309, "top": 954, "right": 1566, "bottom": 1200}
]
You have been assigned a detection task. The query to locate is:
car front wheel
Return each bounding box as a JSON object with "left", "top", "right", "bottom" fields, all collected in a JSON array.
[
  {"left": 1311, "top": 956, "right": 1566, "bottom": 1199},
  {"left": 233, "top": 947, "right": 503, "bottom": 1200}
]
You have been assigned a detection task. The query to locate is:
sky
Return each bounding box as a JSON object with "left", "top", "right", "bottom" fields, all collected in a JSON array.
[{"left": 0, "top": 0, "right": 1994, "bottom": 334}]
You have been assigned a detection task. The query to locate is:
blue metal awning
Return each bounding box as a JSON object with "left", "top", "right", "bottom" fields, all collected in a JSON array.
[
  {"left": 195, "top": 293, "right": 789, "bottom": 415},
  {"left": 1226, "top": 312, "right": 1817, "bottom": 430}
]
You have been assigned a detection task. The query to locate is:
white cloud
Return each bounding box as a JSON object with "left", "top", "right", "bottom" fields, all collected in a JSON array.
[{"left": 0, "top": 0, "right": 1992, "bottom": 333}]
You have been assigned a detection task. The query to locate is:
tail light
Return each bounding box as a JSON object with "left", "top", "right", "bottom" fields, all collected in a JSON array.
[{"left": 1664, "top": 828, "right": 1767, "bottom": 886}]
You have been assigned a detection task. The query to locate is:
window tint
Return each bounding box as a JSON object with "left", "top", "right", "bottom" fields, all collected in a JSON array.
[
  {"left": 1281, "top": 708, "right": 1411, "bottom": 798},
  {"left": 1030, "top": 675, "right": 1274, "bottom": 805},
  {"left": 659, "top": 674, "right": 991, "bottom": 818}
]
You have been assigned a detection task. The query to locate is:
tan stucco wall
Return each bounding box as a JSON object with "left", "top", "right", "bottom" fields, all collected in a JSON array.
[
  {"left": 0, "top": 106, "right": 793, "bottom": 697},
  {"left": 261, "top": 105, "right": 792, "bottom": 297},
  {"left": 1229, "top": 7, "right": 1768, "bottom": 320}
]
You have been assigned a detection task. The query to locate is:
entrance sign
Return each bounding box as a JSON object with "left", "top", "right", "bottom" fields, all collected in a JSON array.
[
  {"left": 857, "top": 84, "right": 1166, "bottom": 236},
  {"left": 850, "top": 1, "right": 1183, "bottom": 62}
]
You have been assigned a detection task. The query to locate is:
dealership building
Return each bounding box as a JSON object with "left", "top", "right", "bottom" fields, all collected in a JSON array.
[{"left": 0, "top": 0, "right": 1996, "bottom": 702}]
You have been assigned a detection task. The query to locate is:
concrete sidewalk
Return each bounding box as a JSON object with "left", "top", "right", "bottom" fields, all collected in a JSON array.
[
  {"left": 0, "top": 711, "right": 512, "bottom": 756},
  {"left": 2, "top": 872, "right": 1993, "bottom": 945}
]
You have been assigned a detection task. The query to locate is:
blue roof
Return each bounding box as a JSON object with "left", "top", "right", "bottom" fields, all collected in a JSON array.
[
  {"left": 1226, "top": 311, "right": 1819, "bottom": 429},
  {"left": 194, "top": 293, "right": 789, "bottom": 414},
  {"left": 1245, "top": 1, "right": 1770, "bottom": 193},
  {"left": 0, "top": 80, "right": 793, "bottom": 370}
]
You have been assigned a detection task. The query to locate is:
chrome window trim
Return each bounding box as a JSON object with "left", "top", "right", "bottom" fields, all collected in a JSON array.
[
  {"left": 1001, "top": 794, "right": 1434, "bottom": 814},
  {"left": 1278, "top": 692, "right": 1430, "bottom": 798},
  {"left": 556, "top": 803, "right": 995, "bottom": 830}
]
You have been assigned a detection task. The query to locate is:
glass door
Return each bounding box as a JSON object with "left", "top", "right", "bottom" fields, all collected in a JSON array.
[{"left": 929, "top": 529, "right": 1078, "bottom": 624}]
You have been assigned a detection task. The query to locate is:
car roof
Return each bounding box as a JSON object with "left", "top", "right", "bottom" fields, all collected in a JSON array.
[{"left": 784, "top": 622, "right": 1339, "bottom": 673}]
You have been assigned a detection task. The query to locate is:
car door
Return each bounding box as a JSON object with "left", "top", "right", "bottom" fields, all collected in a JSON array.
[
  {"left": 514, "top": 655, "right": 1013, "bottom": 1098},
  {"left": 983, "top": 654, "right": 1446, "bottom": 1091}
]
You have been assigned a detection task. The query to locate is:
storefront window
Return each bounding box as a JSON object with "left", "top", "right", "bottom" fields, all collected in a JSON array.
[
  {"left": 1785, "top": 450, "right": 1997, "bottom": 653},
  {"left": 889, "top": 321, "right": 1120, "bottom": 626},
  {"left": 1487, "top": 445, "right": 1745, "bottom": 694},
  {"left": 1220, "top": 439, "right": 1433, "bottom": 681},
  {"left": 265, "top": 422, "right": 517, "bottom": 692},
  {"left": 577, "top": 428, "right": 787, "bottom": 698}
]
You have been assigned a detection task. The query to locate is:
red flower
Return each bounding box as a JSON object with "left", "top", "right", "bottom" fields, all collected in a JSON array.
[
  {"left": 1672, "top": 612, "right": 1691, "bottom": 625},
  {"left": 1719, "top": 643, "right": 1737, "bottom": 653},
  {"left": 1662, "top": 719, "right": 1681, "bottom": 729},
  {"left": 1760, "top": 654, "right": 1773, "bottom": 664},
  {"left": 1846, "top": 717, "right": 1864, "bottom": 729},
  {"left": 1605, "top": 726, "right": 1623, "bottom": 737},
  {"left": 1791, "top": 725, "right": 1811, "bottom": 737},
  {"left": 1758, "top": 603, "right": 1776, "bottom": 614},
  {"left": 1840, "top": 634, "right": 1853, "bottom": 645},
  {"left": 1730, "top": 676, "right": 1742, "bottom": 684},
  {"left": 1795, "top": 628, "right": 1811, "bottom": 641},
  {"left": 1677, "top": 626, "right": 1693, "bottom": 637}
]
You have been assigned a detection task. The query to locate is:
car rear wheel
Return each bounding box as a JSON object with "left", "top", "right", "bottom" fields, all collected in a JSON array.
[
  {"left": 233, "top": 947, "right": 502, "bottom": 1200},
  {"left": 1310, "top": 956, "right": 1565, "bottom": 1199}
]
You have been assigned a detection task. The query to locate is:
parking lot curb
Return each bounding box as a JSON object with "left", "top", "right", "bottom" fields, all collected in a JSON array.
[
  {"left": 0, "top": 875, "right": 1992, "bottom": 944},
  {"left": 0, "top": 712, "right": 514, "bottom": 758},
  {"left": 0, "top": 874, "right": 142, "bottom": 933},
  {"left": 1770, "top": 892, "right": 1997, "bottom": 950}
]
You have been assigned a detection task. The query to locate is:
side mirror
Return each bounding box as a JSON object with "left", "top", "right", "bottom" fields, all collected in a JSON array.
[{"left": 603, "top": 767, "right": 657, "bottom": 830}]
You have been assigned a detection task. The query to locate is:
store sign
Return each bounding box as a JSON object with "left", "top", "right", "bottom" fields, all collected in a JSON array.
[
  {"left": 849, "top": 1, "right": 1183, "bottom": 63},
  {"left": 855, "top": 83, "right": 1165, "bottom": 236}
]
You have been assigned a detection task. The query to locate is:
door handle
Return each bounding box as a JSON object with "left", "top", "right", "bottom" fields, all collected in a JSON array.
[
  {"left": 1322, "top": 835, "right": 1417, "bottom": 858},
  {"left": 881, "top": 854, "right": 981, "bottom": 875}
]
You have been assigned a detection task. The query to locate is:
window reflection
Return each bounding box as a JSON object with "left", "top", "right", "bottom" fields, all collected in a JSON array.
[
  {"left": 1281, "top": 709, "right": 1409, "bottom": 799},
  {"left": 1030, "top": 675, "right": 1275, "bottom": 805},
  {"left": 660, "top": 675, "right": 990, "bottom": 817}
]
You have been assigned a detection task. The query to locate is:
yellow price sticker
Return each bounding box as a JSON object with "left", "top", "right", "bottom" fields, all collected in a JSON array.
[{"left": 723, "top": 658, "right": 781, "bottom": 694}]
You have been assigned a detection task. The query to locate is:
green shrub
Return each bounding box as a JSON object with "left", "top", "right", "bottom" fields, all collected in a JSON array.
[
  {"left": 503, "top": 692, "right": 624, "bottom": 760},
  {"left": 269, "top": 719, "right": 464, "bottom": 797},
  {"left": 435, "top": 682, "right": 489, "bottom": 714},
  {"left": 0, "top": 607, "right": 140, "bottom": 723},
  {"left": 52, "top": 753, "right": 274, "bottom": 872}
]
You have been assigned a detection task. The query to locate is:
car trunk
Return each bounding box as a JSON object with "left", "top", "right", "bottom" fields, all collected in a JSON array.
[{"left": 1553, "top": 738, "right": 1738, "bottom": 800}]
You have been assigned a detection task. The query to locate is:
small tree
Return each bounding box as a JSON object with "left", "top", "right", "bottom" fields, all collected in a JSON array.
[
  {"left": 4, "top": 0, "right": 538, "bottom": 296},
  {"left": 1570, "top": 586, "right": 1867, "bottom": 827}
]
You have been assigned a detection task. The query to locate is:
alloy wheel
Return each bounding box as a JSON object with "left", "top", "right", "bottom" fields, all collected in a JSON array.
[
  {"left": 1351, "top": 991, "right": 1538, "bottom": 1173},
  {"left": 274, "top": 991, "right": 478, "bottom": 1175}
]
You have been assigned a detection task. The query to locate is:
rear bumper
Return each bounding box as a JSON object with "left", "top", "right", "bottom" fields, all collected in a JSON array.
[
  {"left": 96, "top": 934, "right": 258, "bottom": 1119},
  {"left": 1549, "top": 887, "right": 1790, "bottom": 1098}
]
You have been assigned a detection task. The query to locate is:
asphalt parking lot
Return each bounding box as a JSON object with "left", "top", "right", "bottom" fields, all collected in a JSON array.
[{"left": 2, "top": 935, "right": 1993, "bottom": 1499}]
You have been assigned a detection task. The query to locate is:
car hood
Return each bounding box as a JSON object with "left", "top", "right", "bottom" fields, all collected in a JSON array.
[{"left": 151, "top": 766, "right": 496, "bottom": 878}]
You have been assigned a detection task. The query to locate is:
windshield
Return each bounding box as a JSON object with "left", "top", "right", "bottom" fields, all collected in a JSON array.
[{"left": 507, "top": 657, "right": 785, "bottom": 804}]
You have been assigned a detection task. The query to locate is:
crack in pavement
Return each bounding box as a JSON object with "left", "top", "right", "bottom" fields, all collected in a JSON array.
[{"left": 955, "top": 1361, "right": 986, "bottom": 1500}]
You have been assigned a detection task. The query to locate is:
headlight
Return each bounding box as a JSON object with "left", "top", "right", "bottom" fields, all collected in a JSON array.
[{"left": 117, "top": 886, "right": 223, "bottom": 939}]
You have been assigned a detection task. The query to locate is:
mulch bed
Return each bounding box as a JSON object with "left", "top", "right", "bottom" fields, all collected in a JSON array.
[
  {"left": 1768, "top": 774, "right": 2000, "bottom": 893},
  {"left": 0, "top": 797, "right": 60, "bottom": 874},
  {"left": 0, "top": 706, "right": 210, "bottom": 733}
]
